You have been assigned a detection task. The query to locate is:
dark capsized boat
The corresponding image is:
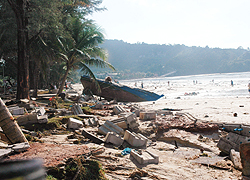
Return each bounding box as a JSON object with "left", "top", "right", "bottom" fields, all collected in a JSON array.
[{"left": 80, "top": 76, "right": 164, "bottom": 102}]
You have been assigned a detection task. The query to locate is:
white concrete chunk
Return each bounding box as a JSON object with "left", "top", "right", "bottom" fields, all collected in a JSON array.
[
  {"left": 130, "top": 149, "right": 159, "bottom": 164},
  {"left": 67, "top": 118, "right": 84, "bottom": 129}
]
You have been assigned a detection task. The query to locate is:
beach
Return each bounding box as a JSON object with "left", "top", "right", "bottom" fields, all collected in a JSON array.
[{"left": 121, "top": 72, "right": 250, "bottom": 125}]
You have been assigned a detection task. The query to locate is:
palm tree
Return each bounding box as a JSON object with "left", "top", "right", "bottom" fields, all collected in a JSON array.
[{"left": 56, "top": 17, "right": 115, "bottom": 94}]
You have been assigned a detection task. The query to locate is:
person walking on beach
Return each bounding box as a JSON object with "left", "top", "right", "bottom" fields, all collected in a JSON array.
[
  {"left": 248, "top": 82, "right": 250, "bottom": 94},
  {"left": 231, "top": 80, "right": 234, "bottom": 86}
]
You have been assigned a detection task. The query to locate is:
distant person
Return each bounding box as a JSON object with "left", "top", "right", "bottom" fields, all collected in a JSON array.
[
  {"left": 231, "top": 80, "right": 234, "bottom": 86},
  {"left": 141, "top": 82, "right": 143, "bottom": 88},
  {"left": 135, "top": 82, "right": 137, "bottom": 87},
  {"left": 168, "top": 81, "right": 170, "bottom": 86},
  {"left": 105, "top": 76, "right": 112, "bottom": 83},
  {"left": 248, "top": 82, "right": 250, "bottom": 94}
]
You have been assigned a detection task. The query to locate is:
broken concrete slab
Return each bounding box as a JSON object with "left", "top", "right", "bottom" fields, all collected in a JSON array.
[
  {"left": 124, "top": 130, "right": 148, "bottom": 147},
  {"left": 139, "top": 112, "right": 156, "bottom": 120},
  {"left": 98, "top": 120, "right": 124, "bottom": 136},
  {"left": 0, "top": 148, "right": 12, "bottom": 158},
  {"left": 230, "top": 149, "right": 242, "bottom": 170},
  {"left": 130, "top": 149, "right": 159, "bottom": 164},
  {"left": 104, "top": 132, "right": 124, "bottom": 146},
  {"left": 240, "top": 142, "right": 250, "bottom": 177},
  {"left": 67, "top": 118, "right": 84, "bottom": 129},
  {"left": 11, "top": 142, "right": 30, "bottom": 153},
  {"left": 82, "top": 129, "right": 104, "bottom": 144}
]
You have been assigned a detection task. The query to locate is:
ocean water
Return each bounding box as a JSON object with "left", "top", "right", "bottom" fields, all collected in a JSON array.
[{"left": 120, "top": 71, "right": 250, "bottom": 100}]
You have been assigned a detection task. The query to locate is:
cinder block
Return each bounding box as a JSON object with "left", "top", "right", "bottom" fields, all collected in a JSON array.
[
  {"left": 113, "top": 106, "right": 125, "bottom": 115},
  {"left": 104, "top": 132, "right": 124, "bottom": 146},
  {"left": 72, "top": 104, "right": 84, "bottom": 115},
  {"left": 217, "top": 132, "right": 249, "bottom": 154},
  {"left": 67, "top": 118, "right": 83, "bottom": 129},
  {"left": 37, "top": 115, "right": 48, "bottom": 124},
  {"left": 139, "top": 112, "right": 156, "bottom": 120},
  {"left": 98, "top": 120, "right": 124, "bottom": 136},
  {"left": 8, "top": 107, "right": 24, "bottom": 115},
  {"left": 240, "top": 125, "right": 250, "bottom": 137},
  {"left": 130, "top": 149, "right": 159, "bottom": 164},
  {"left": 124, "top": 130, "right": 148, "bottom": 147},
  {"left": 110, "top": 117, "right": 128, "bottom": 129},
  {"left": 230, "top": 149, "right": 242, "bottom": 170},
  {"left": 119, "top": 113, "right": 139, "bottom": 129}
]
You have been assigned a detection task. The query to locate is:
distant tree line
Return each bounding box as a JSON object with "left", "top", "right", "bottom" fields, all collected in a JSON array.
[{"left": 99, "top": 40, "right": 250, "bottom": 79}]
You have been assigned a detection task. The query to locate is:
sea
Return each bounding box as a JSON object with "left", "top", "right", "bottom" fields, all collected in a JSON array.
[{"left": 120, "top": 71, "right": 250, "bottom": 101}]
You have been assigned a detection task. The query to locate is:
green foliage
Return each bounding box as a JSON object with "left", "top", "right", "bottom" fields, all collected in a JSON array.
[{"left": 47, "top": 157, "right": 107, "bottom": 180}]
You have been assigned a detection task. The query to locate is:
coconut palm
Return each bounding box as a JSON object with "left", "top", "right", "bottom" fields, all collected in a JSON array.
[{"left": 55, "top": 17, "right": 115, "bottom": 94}]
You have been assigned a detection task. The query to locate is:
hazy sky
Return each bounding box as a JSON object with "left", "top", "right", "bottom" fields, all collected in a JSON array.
[{"left": 89, "top": 0, "right": 250, "bottom": 49}]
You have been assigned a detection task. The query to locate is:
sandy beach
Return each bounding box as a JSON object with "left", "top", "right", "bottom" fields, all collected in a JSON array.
[{"left": 119, "top": 73, "right": 250, "bottom": 126}]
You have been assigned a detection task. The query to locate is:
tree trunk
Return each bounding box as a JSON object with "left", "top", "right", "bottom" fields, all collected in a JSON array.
[
  {"left": 8, "top": 0, "right": 30, "bottom": 100},
  {"left": 57, "top": 66, "right": 70, "bottom": 94}
]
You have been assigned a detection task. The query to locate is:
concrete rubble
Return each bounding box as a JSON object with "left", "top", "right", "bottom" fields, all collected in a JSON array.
[{"left": 0, "top": 89, "right": 247, "bottom": 179}]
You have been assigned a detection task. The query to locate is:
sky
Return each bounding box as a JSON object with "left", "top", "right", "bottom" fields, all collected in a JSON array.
[{"left": 89, "top": 0, "right": 250, "bottom": 49}]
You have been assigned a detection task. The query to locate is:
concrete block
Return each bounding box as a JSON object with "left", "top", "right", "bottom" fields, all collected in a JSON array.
[
  {"left": 33, "top": 107, "right": 46, "bottom": 116},
  {"left": 130, "top": 149, "right": 159, "bottom": 164},
  {"left": 113, "top": 106, "right": 125, "bottom": 115},
  {"left": 72, "top": 104, "right": 83, "bottom": 115},
  {"left": 110, "top": 117, "right": 128, "bottom": 129},
  {"left": 104, "top": 132, "right": 124, "bottom": 146},
  {"left": 98, "top": 120, "right": 124, "bottom": 136},
  {"left": 119, "top": 113, "right": 139, "bottom": 129},
  {"left": 222, "top": 124, "right": 241, "bottom": 134},
  {"left": 230, "top": 149, "right": 242, "bottom": 170},
  {"left": 240, "top": 143, "right": 250, "bottom": 177},
  {"left": 37, "top": 115, "right": 48, "bottom": 124},
  {"left": 240, "top": 125, "right": 250, "bottom": 137},
  {"left": 139, "top": 112, "right": 156, "bottom": 120},
  {"left": 217, "top": 132, "right": 249, "bottom": 154},
  {"left": 124, "top": 130, "right": 148, "bottom": 147},
  {"left": 8, "top": 107, "right": 24, "bottom": 115},
  {"left": 67, "top": 118, "right": 83, "bottom": 129},
  {"left": 16, "top": 114, "right": 39, "bottom": 125}
]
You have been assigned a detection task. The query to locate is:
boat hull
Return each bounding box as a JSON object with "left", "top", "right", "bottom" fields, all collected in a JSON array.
[{"left": 80, "top": 76, "right": 163, "bottom": 102}]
